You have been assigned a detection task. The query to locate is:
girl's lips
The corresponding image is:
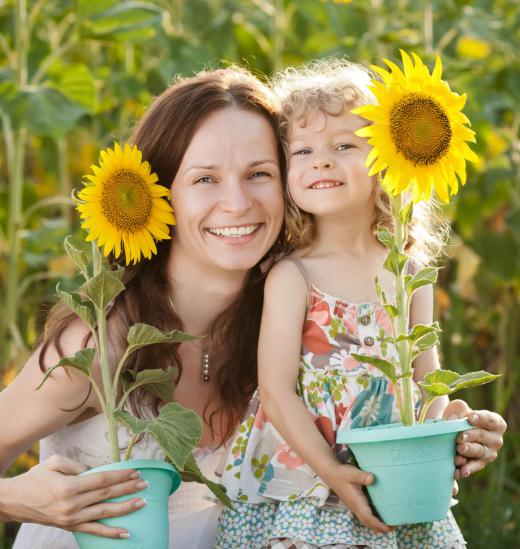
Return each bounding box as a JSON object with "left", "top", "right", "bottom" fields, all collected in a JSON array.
[{"left": 308, "top": 180, "right": 345, "bottom": 189}]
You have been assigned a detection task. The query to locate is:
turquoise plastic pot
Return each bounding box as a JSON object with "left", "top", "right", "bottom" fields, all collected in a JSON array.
[
  {"left": 337, "top": 419, "right": 473, "bottom": 525},
  {"left": 73, "top": 459, "right": 180, "bottom": 549}
]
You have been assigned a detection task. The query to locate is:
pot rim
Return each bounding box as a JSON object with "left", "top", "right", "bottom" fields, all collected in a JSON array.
[{"left": 338, "top": 418, "right": 473, "bottom": 444}]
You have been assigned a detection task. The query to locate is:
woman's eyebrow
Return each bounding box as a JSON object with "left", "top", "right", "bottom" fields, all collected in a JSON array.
[{"left": 249, "top": 159, "right": 278, "bottom": 167}]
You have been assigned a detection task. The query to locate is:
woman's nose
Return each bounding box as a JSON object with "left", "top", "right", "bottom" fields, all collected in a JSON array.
[
  {"left": 313, "top": 157, "right": 336, "bottom": 170},
  {"left": 220, "top": 182, "right": 253, "bottom": 214}
]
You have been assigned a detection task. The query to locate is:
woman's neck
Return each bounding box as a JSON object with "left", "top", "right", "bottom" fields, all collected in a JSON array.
[{"left": 167, "top": 248, "right": 248, "bottom": 336}]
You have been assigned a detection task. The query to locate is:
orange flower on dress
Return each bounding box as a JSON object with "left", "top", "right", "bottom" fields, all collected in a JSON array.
[{"left": 277, "top": 444, "right": 305, "bottom": 469}]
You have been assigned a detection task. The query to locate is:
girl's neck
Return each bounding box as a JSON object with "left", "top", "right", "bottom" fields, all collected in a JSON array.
[
  {"left": 167, "top": 248, "right": 247, "bottom": 336},
  {"left": 312, "top": 206, "right": 377, "bottom": 257}
]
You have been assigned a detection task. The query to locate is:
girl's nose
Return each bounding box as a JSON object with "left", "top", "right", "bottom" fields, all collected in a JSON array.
[
  {"left": 313, "top": 157, "right": 336, "bottom": 170},
  {"left": 220, "top": 181, "right": 253, "bottom": 214}
]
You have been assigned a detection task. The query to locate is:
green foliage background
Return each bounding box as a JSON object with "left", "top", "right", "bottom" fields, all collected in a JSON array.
[{"left": 0, "top": 0, "right": 519, "bottom": 546}]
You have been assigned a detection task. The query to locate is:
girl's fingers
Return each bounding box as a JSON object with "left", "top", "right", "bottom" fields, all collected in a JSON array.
[
  {"left": 77, "top": 478, "right": 149, "bottom": 507},
  {"left": 349, "top": 490, "right": 391, "bottom": 534},
  {"left": 76, "top": 469, "right": 141, "bottom": 494},
  {"left": 342, "top": 464, "right": 374, "bottom": 486}
]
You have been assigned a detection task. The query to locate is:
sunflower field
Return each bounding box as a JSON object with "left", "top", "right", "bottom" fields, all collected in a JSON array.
[{"left": 0, "top": 0, "right": 519, "bottom": 547}]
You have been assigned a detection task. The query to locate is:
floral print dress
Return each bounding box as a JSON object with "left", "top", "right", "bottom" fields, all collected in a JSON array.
[{"left": 216, "top": 258, "right": 466, "bottom": 549}]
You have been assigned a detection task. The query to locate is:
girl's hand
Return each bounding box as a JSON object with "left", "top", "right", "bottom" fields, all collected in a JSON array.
[
  {"left": 443, "top": 399, "right": 507, "bottom": 479},
  {"left": 1, "top": 455, "right": 148, "bottom": 539},
  {"left": 328, "top": 463, "right": 392, "bottom": 534}
]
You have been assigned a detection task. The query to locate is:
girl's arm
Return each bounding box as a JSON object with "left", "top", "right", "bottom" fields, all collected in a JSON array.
[
  {"left": 258, "top": 260, "right": 391, "bottom": 534},
  {"left": 0, "top": 321, "right": 145, "bottom": 537},
  {"left": 410, "top": 283, "right": 449, "bottom": 418}
]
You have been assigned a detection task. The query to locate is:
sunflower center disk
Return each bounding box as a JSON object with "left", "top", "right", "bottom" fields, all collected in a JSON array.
[
  {"left": 101, "top": 169, "right": 153, "bottom": 232},
  {"left": 390, "top": 94, "right": 452, "bottom": 166}
]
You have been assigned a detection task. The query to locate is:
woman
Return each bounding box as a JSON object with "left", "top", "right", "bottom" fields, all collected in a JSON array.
[{"left": 0, "top": 67, "right": 507, "bottom": 548}]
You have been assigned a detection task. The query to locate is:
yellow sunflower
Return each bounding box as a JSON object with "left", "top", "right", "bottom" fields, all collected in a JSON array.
[
  {"left": 353, "top": 50, "right": 478, "bottom": 203},
  {"left": 76, "top": 143, "right": 175, "bottom": 265}
]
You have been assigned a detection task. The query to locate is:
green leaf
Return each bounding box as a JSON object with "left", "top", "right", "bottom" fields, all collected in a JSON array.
[
  {"left": 400, "top": 200, "right": 413, "bottom": 226},
  {"left": 418, "top": 369, "right": 500, "bottom": 398},
  {"left": 81, "top": 1, "right": 162, "bottom": 42},
  {"left": 49, "top": 64, "right": 98, "bottom": 113},
  {"left": 24, "top": 87, "right": 87, "bottom": 138},
  {"left": 412, "top": 331, "right": 439, "bottom": 358},
  {"left": 56, "top": 284, "right": 95, "bottom": 328},
  {"left": 405, "top": 267, "right": 439, "bottom": 295},
  {"left": 121, "top": 366, "right": 179, "bottom": 404},
  {"left": 383, "top": 246, "right": 408, "bottom": 276},
  {"left": 64, "top": 236, "right": 89, "bottom": 278},
  {"left": 126, "top": 323, "right": 198, "bottom": 356},
  {"left": 350, "top": 353, "right": 398, "bottom": 384},
  {"left": 36, "top": 348, "right": 95, "bottom": 390},
  {"left": 82, "top": 268, "right": 125, "bottom": 310},
  {"left": 383, "top": 304, "right": 398, "bottom": 318},
  {"left": 376, "top": 226, "right": 394, "bottom": 249},
  {"left": 115, "top": 402, "right": 202, "bottom": 469},
  {"left": 396, "top": 322, "right": 441, "bottom": 343},
  {"left": 180, "top": 454, "right": 233, "bottom": 509}
]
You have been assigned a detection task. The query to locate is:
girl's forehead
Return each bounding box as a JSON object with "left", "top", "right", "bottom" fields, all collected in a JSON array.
[{"left": 288, "top": 107, "right": 363, "bottom": 139}]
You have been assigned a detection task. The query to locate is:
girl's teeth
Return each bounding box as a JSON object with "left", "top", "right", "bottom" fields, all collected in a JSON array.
[{"left": 311, "top": 182, "right": 342, "bottom": 189}]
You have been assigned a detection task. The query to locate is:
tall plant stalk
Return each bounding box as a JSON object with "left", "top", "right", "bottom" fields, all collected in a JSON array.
[
  {"left": 1, "top": 0, "right": 28, "bottom": 369},
  {"left": 390, "top": 193, "right": 415, "bottom": 426}
]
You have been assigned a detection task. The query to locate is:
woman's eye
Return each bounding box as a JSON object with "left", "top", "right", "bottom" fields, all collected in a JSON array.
[
  {"left": 337, "top": 143, "right": 354, "bottom": 151},
  {"left": 291, "top": 149, "right": 311, "bottom": 156},
  {"left": 195, "top": 176, "right": 215, "bottom": 184},
  {"left": 250, "top": 171, "right": 270, "bottom": 179}
]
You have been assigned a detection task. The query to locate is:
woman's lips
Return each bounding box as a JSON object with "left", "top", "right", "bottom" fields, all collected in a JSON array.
[{"left": 205, "top": 223, "right": 262, "bottom": 244}]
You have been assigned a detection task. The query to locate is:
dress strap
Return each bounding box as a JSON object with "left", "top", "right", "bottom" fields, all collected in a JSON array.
[{"left": 283, "top": 256, "right": 312, "bottom": 295}]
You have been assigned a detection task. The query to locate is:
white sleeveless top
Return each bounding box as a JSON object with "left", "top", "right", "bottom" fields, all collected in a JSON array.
[{"left": 13, "top": 414, "right": 225, "bottom": 549}]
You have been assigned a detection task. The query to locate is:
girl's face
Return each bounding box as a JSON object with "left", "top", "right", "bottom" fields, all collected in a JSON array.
[
  {"left": 171, "top": 108, "right": 284, "bottom": 273},
  {"left": 287, "top": 108, "right": 375, "bottom": 218}
]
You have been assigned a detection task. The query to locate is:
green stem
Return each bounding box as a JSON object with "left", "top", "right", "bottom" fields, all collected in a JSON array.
[
  {"left": 56, "top": 137, "right": 72, "bottom": 228},
  {"left": 91, "top": 243, "right": 120, "bottom": 462},
  {"left": 418, "top": 396, "right": 438, "bottom": 424},
  {"left": 124, "top": 434, "right": 139, "bottom": 461},
  {"left": 391, "top": 193, "right": 415, "bottom": 425}
]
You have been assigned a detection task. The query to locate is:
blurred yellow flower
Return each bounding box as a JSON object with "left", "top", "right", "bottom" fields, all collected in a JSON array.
[
  {"left": 456, "top": 36, "right": 492, "bottom": 60},
  {"left": 354, "top": 50, "right": 478, "bottom": 203},
  {"left": 76, "top": 143, "right": 175, "bottom": 265}
]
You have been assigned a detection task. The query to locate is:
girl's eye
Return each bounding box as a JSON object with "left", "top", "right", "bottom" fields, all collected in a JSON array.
[
  {"left": 291, "top": 148, "right": 311, "bottom": 156},
  {"left": 194, "top": 176, "right": 215, "bottom": 184},
  {"left": 337, "top": 143, "right": 354, "bottom": 151}
]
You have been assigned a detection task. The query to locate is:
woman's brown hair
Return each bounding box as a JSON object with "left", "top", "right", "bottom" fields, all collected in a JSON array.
[{"left": 40, "top": 67, "right": 286, "bottom": 444}]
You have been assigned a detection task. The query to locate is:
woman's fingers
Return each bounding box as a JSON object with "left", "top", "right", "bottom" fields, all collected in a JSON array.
[
  {"left": 75, "top": 469, "right": 141, "bottom": 494},
  {"left": 468, "top": 410, "right": 507, "bottom": 436},
  {"left": 72, "top": 520, "right": 132, "bottom": 539},
  {"left": 42, "top": 454, "right": 90, "bottom": 475},
  {"left": 72, "top": 497, "right": 148, "bottom": 527},
  {"left": 77, "top": 477, "right": 149, "bottom": 507}
]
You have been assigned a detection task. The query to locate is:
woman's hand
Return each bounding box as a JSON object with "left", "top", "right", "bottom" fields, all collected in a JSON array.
[
  {"left": 443, "top": 399, "right": 507, "bottom": 480},
  {"left": 328, "top": 463, "right": 392, "bottom": 534},
  {"left": 0, "top": 455, "right": 148, "bottom": 539}
]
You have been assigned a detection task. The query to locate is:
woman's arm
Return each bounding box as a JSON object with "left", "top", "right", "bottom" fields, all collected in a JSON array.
[
  {"left": 0, "top": 321, "right": 145, "bottom": 538},
  {"left": 258, "top": 261, "right": 390, "bottom": 534}
]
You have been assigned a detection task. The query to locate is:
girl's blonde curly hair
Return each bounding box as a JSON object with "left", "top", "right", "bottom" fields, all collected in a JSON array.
[{"left": 271, "top": 58, "right": 448, "bottom": 266}]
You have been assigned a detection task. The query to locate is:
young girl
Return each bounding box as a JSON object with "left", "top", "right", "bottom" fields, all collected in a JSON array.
[{"left": 215, "top": 60, "right": 466, "bottom": 549}]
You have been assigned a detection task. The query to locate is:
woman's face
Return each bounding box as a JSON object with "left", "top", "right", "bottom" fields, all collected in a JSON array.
[{"left": 171, "top": 107, "right": 284, "bottom": 273}]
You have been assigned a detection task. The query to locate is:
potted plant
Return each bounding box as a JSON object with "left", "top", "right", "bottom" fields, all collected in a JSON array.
[
  {"left": 336, "top": 51, "right": 499, "bottom": 525},
  {"left": 38, "top": 143, "right": 230, "bottom": 548}
]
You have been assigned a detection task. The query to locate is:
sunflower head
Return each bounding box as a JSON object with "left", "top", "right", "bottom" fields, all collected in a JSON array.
[
  {"left": 76, "top": 143, "right": 176, "bottom": 265},
  {"left": 353, "top": 50, "right": 478, "bottom": 203}
]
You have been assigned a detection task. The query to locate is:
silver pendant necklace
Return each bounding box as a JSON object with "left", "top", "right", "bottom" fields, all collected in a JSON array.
[{"left": 168, "top": 295, "right": 210, "bottom": 383}]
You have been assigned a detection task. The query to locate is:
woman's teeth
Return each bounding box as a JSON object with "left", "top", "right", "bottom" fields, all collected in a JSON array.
[
  {"left": 310, "top": 181, "right": 343, "bottom": 189},
  {"left": 207, "top": 224, "right": 259, "bottom": 237}
]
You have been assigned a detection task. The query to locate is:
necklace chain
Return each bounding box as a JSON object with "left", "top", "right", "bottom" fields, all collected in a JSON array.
[{"left": 168, "top": 295, "right": 210, "bottom": 383}]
